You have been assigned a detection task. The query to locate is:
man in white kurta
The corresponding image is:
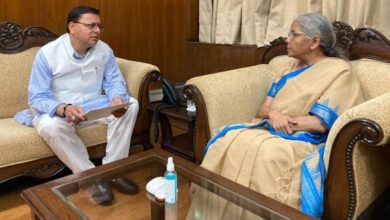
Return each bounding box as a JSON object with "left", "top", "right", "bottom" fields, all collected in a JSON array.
[{"left": 17, "top": 6, "right": 138, "bottom": 205}]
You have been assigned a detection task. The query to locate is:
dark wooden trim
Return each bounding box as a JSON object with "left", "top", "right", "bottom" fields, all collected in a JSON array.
[
  {"left": 350, "top": 27, "right": 390, "bottom": 63},
  {"left": 333, "top": 21, "right": 354, "bottom": 55},
  {"left": 324, "top": 119, "right": 384, "bottom": 220},
  {"left": 186, "top": 0, "right": 199, "bottom": 41},
  {"left": 0, "top": 143, "right": 106, "bottom": 183},
  {"left": 186, "top": 42, "right": 265, "bottom": 77},
  {"left": 261, "top": 37, "right": 287, "bottom": 64},
  {"left": 21, "top": 187, "right": 84, "bottom": 220},
  {"left": 0, "top": 21, "right": 57, "bottom": 53},
  {"left": 184, "top": 84, "right": 210, "bottom": 164},
  {"left": 132, "top": 69, "right": 161, "bottom": 149}
]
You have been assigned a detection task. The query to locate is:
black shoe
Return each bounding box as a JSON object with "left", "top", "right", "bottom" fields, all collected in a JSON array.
[
  {"left": 88, "top": 181, "right": 113, "bottom": 206},
  {"left": 111, "top": 177, "right": 139, "bottom": 194}
]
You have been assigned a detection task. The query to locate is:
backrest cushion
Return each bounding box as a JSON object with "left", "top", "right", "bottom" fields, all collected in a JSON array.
[
  {"left": 269, "top": 57, "right": 390, "bottom": 102},
  {"left": 268, "top": 55, "right": 297, "bottom": 79},
  {"left": 350, "top": 59, "right": 390, "bottom": 101},
  {"left": 0, "top": 47, "right": 40, "bottom": 119}
]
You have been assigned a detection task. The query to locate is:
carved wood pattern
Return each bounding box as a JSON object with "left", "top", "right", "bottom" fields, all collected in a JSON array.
[
  {"left": 269, "top": 36, "right": 287, "bottom": 47},
  {"left": 355, "top": 29, "right": 384, "bottom": 43},
  {"left": 0, "top": 22, "right": 23, "bottom": 50},
  {"left": 332, "top": 21, "right": 354, "bottom": 51},
  {"left": 259, "top": 21, "right": 390, "bottom": 64},
  {"left": 349, "top": 27, "right": 390, "bottom": 63},
  {"left": 24, "top": 162, "right": 65, "bottom": 179},
  {"left": 261, "top": 37, "right": 287, "bottom": 64},
  {"left": 0, "top": 21, "right": 57, "bottom": 54}
]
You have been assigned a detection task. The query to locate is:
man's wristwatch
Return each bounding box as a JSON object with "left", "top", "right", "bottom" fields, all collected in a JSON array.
[{"left": 63, "top": 104, "right": 72, "bottom": 117}]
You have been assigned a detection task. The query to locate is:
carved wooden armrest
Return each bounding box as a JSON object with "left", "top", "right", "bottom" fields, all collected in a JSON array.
[{"left": 324, "top": 92, "right": 390, "bottom": 220}]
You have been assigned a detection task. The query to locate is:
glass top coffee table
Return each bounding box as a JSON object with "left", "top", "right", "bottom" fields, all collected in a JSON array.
[{"left": 21, "top": 149, "right": 314, "bottom": 220}]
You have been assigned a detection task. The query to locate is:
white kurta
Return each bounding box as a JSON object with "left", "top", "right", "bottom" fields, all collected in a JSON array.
[{"left": 31, "top": 34, "right": 138, "bottom": 173}]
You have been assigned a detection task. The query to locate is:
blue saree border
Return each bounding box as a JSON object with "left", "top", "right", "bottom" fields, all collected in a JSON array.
[
  {"left": 301, "top": 145, "right": 326, "bottom": 218},
  {"left": 267, "top": 64, "right": 313, "bottom": 97},
  {"left": 309, "top": 102, "right": 338, "bottom": 129},
  {"left": 203, "top": 120, "right": 327, "bottom": 157},
  {"left": 203, "top": 119, "right": 328, "bottom": 219}
]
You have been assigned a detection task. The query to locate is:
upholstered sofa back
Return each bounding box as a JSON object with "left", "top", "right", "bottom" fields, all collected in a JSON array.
[
  {"left": 0, "top": 48, "right": 152, "bottom": 120},
  {"left": 269, "top": 56, "right": 390, "bottom": 102},
  {"left": 350, "top": 59, "right": 390, "bottom": 101},
  {"left": 197, "top": 55, "right": 390, "bottom": 137},
  {"left": 0, "top": 47, "right": 40, "bottom": 119}
]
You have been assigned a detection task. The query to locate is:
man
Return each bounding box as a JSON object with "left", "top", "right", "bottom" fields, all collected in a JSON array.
[{"left": 22, "top": 6, "right": 139, "bottom": 205}]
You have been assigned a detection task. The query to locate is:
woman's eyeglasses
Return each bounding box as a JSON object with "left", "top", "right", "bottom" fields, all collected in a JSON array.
[
  {"left": 74, "top": 21, "right": 104, "bottom": 32},
  {"left": 287, "top": 31, "right": 306, "bottom": 39}
]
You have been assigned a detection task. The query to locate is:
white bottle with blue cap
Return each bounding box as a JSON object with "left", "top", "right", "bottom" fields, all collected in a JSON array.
[{"left": 164, "top": 157, "right": 177, "bottom": 204}]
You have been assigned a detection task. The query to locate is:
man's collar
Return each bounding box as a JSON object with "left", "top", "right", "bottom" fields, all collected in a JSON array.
[
  {"left": 65, "top": 33, "right": 93, "bottom": 61},
  {"left": 72, "top": 47, "right": 92, "bottom": 61}
]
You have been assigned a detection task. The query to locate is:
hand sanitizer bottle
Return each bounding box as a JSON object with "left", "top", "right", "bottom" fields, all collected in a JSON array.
[{"left": 164, "top": 157, "right": 177, "bottom": 205}]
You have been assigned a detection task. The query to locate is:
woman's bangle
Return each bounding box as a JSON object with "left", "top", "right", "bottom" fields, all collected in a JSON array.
[{"left": 63, "top": 104, "right": 72, "bottom": 117}]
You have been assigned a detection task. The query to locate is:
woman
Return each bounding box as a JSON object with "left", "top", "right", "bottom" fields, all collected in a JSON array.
[{"left": 190, "top": 13, "right": 363, "bottom": 218}]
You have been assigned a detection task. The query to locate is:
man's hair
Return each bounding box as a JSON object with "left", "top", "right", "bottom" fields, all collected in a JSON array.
[
  {"left": 66, "top": 6, "right": 100, "bottom": 33},
  {"left": 294, "top": 13, "right": 344, "bottom": 58}
]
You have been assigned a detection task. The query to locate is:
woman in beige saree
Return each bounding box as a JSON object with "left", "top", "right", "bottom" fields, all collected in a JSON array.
[{"left": 186, "top": 13, "right": 363, "bottom": 219}]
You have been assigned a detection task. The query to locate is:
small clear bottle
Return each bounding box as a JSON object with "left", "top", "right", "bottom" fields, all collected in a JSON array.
[{"left": 164, "top": 157, "right": 177, "bottom": 205}]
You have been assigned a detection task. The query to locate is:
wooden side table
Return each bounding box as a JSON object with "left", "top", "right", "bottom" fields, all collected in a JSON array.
[{"left": 147, "top": 102, "right": 197, "bottom": 162}]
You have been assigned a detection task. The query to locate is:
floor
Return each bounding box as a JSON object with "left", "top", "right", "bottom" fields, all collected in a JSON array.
[{"left": 0, "top": 183, "right": 31, "bottom": 220}]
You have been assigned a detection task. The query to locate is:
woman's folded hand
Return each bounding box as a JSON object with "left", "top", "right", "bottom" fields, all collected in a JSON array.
[{"left": 268, "top": 110, "right": 297, "bottom": 134}]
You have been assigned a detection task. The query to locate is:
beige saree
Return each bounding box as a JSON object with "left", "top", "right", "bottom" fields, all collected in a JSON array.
[{"left": 186, "top": 57, "right": 363, "bottom": 219}]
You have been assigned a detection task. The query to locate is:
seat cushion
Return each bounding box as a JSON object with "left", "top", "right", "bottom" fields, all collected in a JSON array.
[{"left": 0, "top": 118, "right": 108, "bottom": 168}]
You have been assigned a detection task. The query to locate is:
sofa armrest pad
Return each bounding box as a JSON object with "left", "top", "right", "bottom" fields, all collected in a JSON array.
[
  {"left": 186, "top": 64, "right": 275, "bottom": 136},
  {"left": 324, "top": 92, "right": 390, "bottom": 219},
  {"left": 116, "top": 57, "right": 159, "bottom": 99},
  {"left": 324, "top": 92, "right": 390, "bottom": 169}
]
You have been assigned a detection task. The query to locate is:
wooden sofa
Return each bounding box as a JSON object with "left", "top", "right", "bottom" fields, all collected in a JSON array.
[
  {"left": 183, "top": 22, "right": 390, "bottom": 219},
  {"left": 0, "top": 22, "right": 160, "bottom": 183}
]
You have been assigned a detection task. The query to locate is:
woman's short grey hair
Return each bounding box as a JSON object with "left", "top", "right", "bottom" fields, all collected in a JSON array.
[{"left": 294, "top": 13, "right": 344, "bottom": 58}]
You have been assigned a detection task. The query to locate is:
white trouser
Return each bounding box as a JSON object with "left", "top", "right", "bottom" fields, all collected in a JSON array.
[{"left": 33, "top": 97, "right": 139, "bottom": 173}]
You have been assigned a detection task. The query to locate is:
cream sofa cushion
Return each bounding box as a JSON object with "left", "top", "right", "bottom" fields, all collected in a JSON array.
[
  {"left": 0, "top": 50, "right": 158, "bottom": 169},
  {"left": 187, "top": 64, "right": 275, "bottom": 136},
  {"left": 117, "top": 58, "right": 158, "bottom": 99},
  {"left": 0, "top": 47, "right": 40, "bottom": 119},
  {"left": 0, "top": 118, "right": 108, "bottom": 168},
  {"left": 350, "top": 59, "right": 390, "bottom": 101}
]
